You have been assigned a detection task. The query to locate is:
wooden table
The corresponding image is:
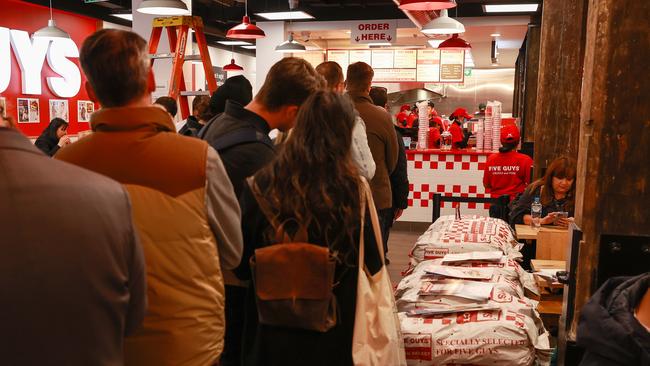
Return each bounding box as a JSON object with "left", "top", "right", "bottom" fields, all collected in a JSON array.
[
  {"left": 531, "top": 259, "right": 566, "bottom": 330},
  {"left": 515, "top": 224, "right": 567, "bottom": 240}
]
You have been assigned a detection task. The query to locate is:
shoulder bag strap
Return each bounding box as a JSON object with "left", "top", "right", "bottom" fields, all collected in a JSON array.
[{"left": 358, "top": 177, "right": 386, "bottom": 270}]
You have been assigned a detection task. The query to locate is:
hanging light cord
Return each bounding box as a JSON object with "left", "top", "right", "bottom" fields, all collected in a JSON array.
[{"left": 49, "top": 0, "right": 53, "bottom": 20}]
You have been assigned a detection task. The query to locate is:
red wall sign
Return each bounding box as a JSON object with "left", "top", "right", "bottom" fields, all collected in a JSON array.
[{"left": 1, "top": 0, "right": 98, "bottom": 137}]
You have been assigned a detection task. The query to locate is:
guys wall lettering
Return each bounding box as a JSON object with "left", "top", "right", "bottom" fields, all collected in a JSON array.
[{"left": 0, "top": 27, "right": 81, "bottom": 98}]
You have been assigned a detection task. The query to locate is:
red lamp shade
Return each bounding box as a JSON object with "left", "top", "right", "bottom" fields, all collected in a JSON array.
[
  {"left": 226, "top": 16, "right": 266, "bottom": 39},
  {"left": 438, "top": 34, "right": 471, "bottom": 49},
  {"left": 398, "top": 0, "right": 457, "bottom": 11},
  {"left": 223, "top": 59, "right": 244, "bottom": 71}
]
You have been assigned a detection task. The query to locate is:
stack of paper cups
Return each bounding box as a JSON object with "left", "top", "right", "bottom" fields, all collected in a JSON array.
[
  {"left": 417, "top": 101, "right": 429, "bottom": 149},
  {"left": 492, "top": 101, "right": 502, "bottom": 151},
  {"left": 484, "top": 102, "right": 493, "bottom": 151},
  {"left": 476, "top": 118, "right": 484, "bottom": 151}
]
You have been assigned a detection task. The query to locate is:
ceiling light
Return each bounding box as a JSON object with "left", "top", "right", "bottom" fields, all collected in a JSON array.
[
  {"left": 110, "top": 12, "right": 133, "bottom": 21},
  {"left": 421, "top": 9, "right": 465, "bottom": 35},
  {"left": 275, "top": 33, "right": 306, "bottom": 53},
  {"left": 490, "top": 33, "right": 501, "bottom": 37},
  {"left": 242, "top": 45, "right": 256, "bottom": 49},
  {"left": 33, "top": 0, "right": 70, "bottom": 40},
  {"left": 427, "top": 39, "right": 444, "bottom": 48},
  {"left": 255, "top": 11, "right": 314, "bottom": 20},
  {"left": 438, "top": 34, "right": 471, "bottom": 49},
  {"left": 399, "top": 0, "right": 457, "bottom": 11},
  {"left": 368, "top": 42, "right": 392, "bottom": 47},
  {"left": 137, "top": 0, "right": 190, "bottom": 15},
  {"left": 223, "top": 58, "right": 244, "bottom": 71},
  {"left": 218, "top": 41, "right": 251, "bottom": 46},
  {"left": 227, "top": 15, "right": 266, "bottom": 39},
  {"left": 227, "top": 0, "right": 266, "bottom": 39},
  {"left": 483, "top": 4, "right": 539, "bottom": 13}
]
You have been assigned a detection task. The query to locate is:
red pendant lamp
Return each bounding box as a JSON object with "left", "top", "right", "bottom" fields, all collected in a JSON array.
[
  {"left": 398, "top": 0, "right": 457, "bottom": 11},
  {"left": 226, "top": 0, "right": 265, "bottom": 39},
  {"left": 223, "top": 58, "right": 244, "bottom": 71},
  {"left": 438, "top": 33, "right": 471, "bottom": 49}
]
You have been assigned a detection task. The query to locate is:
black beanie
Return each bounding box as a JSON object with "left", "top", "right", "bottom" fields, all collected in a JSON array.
[{"left": 209, "top": 75, "right": 253, "bottom": 115}]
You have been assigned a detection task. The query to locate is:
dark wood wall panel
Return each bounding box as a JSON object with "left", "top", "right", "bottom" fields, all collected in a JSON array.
[{"left": 533, "top": 0, "right": 589, "bottom": 175}]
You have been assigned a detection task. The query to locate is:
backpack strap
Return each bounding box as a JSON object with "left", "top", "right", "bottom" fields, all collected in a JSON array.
[{"left": 212, "top": 128, "right": 274, "bottom": 152}]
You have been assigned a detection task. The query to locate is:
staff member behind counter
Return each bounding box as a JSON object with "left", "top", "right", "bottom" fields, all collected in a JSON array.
[
  {"left": 449, "top": 108, "right": 473, "bottom": 149},
  {"left": 482, "top": 125, "right": 533, "bottom": 217}
]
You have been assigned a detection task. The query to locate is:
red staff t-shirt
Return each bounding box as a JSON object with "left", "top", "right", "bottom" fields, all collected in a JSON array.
[
  {"left": 449, "top": 122, "right": 464, "bottom": 147},
  {"left": 483, "top": 151, "right": 534, "bottom": 199}
]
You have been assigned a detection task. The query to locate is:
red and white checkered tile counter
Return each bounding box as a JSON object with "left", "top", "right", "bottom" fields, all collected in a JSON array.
[{"left": 399, "top": 149, "right": 493, "bottom": 223}]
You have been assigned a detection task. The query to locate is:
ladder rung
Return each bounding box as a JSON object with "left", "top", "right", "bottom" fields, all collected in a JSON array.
[
  {"left": 150, "top": 54, "right": 204, "bottom": 62},
  {"left": 180, "top": 91, "right": 210, "bottom": 97}
]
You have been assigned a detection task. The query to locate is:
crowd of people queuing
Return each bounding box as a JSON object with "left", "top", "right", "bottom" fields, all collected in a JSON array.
[
  {"left": 0, "top": 28, "right": 407, "bottom": 366},
  {"left": 3, "top": 27, "right": 622, "bottom": 366}
]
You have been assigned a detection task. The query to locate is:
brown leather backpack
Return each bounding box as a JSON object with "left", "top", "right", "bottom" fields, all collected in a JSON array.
[{"left": 248, "top": 178, "right": 338, "bottom": 332}]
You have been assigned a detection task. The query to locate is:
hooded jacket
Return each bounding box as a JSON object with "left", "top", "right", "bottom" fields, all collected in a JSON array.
[
  {"left": 55, "top": 106, "right": 243, "bottom": 366},
  {"left": 577, "top": 273, "right": 650, "bottom": 365}
]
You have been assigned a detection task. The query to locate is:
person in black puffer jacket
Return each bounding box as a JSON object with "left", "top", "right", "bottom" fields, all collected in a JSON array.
[{"left": 577, "top": 272, "right": 650, "bottom": 365}]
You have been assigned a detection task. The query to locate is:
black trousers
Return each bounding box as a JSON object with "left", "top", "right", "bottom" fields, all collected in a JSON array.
[
  {"left": 220, "top": 284, "right": 247, "bottom": 366},
  {"left": 378, "top": 208, "right": 395, "bottom": 256}
]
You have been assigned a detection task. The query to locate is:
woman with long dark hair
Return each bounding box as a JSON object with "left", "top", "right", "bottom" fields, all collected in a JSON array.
[
  {"left": 234, "top": 91, "right": 382, "bottom": 366},
  {"left": 34, "top": 118, "right": 70, "bottom": 156},
  {"left": 509, "top": 156, "right": 576, "bottom": 228}
]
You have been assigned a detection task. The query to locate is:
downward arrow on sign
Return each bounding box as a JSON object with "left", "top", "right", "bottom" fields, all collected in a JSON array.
[
  {"left": 387, "top": 35, "right": 392, "bottom": 42},
  {"left": 355, "top": 36, "right": 360, "bottom": 42}
]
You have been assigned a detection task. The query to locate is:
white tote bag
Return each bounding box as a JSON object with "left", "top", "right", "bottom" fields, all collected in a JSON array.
[{"left": 352, "top": 178, "right": 407, "bottom": 366}]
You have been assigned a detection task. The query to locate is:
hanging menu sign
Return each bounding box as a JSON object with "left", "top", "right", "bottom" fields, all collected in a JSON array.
[
  {"left": 416, "top": 49, "right": 441, "bottom": 82},
  {"left": 440, "top": 50, "right": 465, "bottom": 82},
  {"left": 351, "top": 20, "right": 397, "bottom": 45},
  {"left": 349, "top": 50, "right": 372, "bottom": 64},
  {"left": 327, "top": 50, "right": 349, "bottom": 71},
  {"left": 373, "top": 68, "right": 417, "bottom": 82},
  {"left": 371, "top": 50, "right": 395, "bottom": 69},
  {"left": 394, "top": 49, "right": 417, "bottom": 68}
]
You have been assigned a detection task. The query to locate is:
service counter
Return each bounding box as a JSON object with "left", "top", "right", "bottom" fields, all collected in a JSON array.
[{"left": 399, "top": 148, "right": 493, "bottom": 223}]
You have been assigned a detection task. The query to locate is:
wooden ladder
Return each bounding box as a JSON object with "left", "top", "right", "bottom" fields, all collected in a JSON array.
[{"left": 148, "top": 16, "right": 217, "bottom": 119}]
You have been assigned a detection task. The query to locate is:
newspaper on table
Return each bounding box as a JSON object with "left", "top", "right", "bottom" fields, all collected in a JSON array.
[
  {"left": 400, "top": 310, "right": 552, "bottom": 366},
  {"left": 424, "top": 265, "right": 495, "bottom": 280},
  {"left": 442, "top": 251, "right": 504, "bottom": 263},
  {"left": 419, "top": 279, "right": 494, "bottom": 302}
]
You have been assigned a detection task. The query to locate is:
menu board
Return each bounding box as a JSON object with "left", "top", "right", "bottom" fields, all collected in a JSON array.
[
  {"left": 416, "top": 49, "right": 441, "bottom": 82},
  {"left": 440, "top": 50, "right": 465, "bottom": 82},
  {"left": 373, "top": 68, "right": 417, "bottom": 82},
  {"left": 371, "top": 50, "right": 395, "bottom": 69},
  {"left": 394, "top": 49, "right": 417, "bottom": 68},
  {"left": 349, "top": 50, "right": 372, "bottom": 64},
  {"left": 326, "top": 48, "right": 465, "bottom": 83},
  {"left": 297, "top": 51, "right": 326, "bottom": 68},
  {"left": 327, "top": 50, "right": 349, "bottom": 71}
]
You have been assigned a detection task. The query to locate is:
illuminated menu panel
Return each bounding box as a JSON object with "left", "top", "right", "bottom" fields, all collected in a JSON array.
[
  {"left": 297, "top": 51, "right": 326, "bottom": 68},
  {"left": 349, "top": 50, "right": 372, "bottom": 64},
  {"left": 327, "top": 50, "right": 349, "bottom": 71},
  {"left": 371, "top": 49, "right": 395, "bottom": 69},
  {"left": 373, "top": 68, "right": 417, "bottom": 82},
  {"left": 439, "top": 50, "right": 465, "bottom": 82},
  {"left": 394, "top": 49, "right": 417, "bottom": 68},
  {"left": 416, "top": 49, "right": 441, "bottom": 82}
]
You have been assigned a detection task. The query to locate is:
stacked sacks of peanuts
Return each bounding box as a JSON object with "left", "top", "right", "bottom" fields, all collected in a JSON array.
[{"left": 397, "top": 215, "right": 552, "bottom": 366}]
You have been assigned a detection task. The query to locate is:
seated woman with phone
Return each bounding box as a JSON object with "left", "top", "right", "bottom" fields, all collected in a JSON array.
[{"left": 509, "top": 157, "right": 576, "bottom": 228}]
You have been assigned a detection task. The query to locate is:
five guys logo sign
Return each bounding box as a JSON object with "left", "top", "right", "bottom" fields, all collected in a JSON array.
[
  {"left": 351, "top": 20, "right": 396, "bottom": 44},
  {"left": 0, "top": 27, "right": 81, "bottom": 98}
]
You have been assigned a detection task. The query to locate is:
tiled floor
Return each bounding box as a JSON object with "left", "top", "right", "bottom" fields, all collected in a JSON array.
[{"left": 385, "top": 229, "right": 421, "bottom": 285}]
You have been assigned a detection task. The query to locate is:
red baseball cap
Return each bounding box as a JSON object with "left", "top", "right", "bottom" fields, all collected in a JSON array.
[
  {"left": 451, "top": 108, "right": 473, "bottom": 120},
  {"left": 400, "top": 104, "right": 411, "bottom": 112},
  {"left": 500, "top": 125, "right": 521, "bottom": 144}
]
